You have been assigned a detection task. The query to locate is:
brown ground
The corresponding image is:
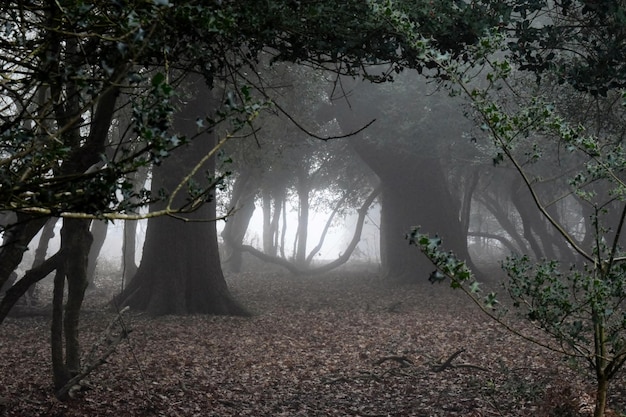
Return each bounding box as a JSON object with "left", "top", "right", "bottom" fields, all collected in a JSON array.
[{"left": 0, "top": 270, "right": 624, "bottom": 416}]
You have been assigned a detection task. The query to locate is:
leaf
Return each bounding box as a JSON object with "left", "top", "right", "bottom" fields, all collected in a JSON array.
[{"left": 429, "top": 270, "right": 446, "bottom": 284}]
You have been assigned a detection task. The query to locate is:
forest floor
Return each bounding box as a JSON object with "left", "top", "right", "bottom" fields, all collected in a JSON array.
[{"left": 1, "top": 269, "right": 625, "bottom": 417}]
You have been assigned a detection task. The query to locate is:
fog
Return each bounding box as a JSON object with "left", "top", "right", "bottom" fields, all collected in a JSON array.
[{"left": 9, "top": 66, "right": 592, "bottom": 286}]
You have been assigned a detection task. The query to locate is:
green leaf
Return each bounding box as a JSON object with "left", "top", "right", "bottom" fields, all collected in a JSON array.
[{"left": 428, "top": 270, "right": 446, "bottom": 284}]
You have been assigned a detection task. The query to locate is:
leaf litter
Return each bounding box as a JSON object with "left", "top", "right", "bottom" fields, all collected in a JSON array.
[{"left": 0, "top": 270, "right": 624, "bottom": 416}]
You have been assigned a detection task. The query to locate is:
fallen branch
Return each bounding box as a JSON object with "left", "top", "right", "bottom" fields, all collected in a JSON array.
[
  {"left": 374, "top": 355, "right": 414, "bottom": 367},
  {"left": 431, "top": 348, "right": 490, "bottom": 373},
  {"left": 56, "top": 307, "right": 131, "bottom": 399}
]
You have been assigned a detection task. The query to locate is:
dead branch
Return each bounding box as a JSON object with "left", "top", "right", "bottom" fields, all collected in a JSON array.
[
  {"left": 431, "top": 348, "right": 490, "bottom": 373},
  {"left": 56, "top": 307, "right": 131, "bottom": 399},
  {"left": 374, "top": 355, "right": 414, "bottom": 367}
]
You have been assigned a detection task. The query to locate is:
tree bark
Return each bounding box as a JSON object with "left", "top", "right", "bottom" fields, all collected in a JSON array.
[
  {"left": 51, "top": 218, "right": 92, "bottom": 391},
  {"left": 0, "top": 215, "right": 50, "bottom": 292},
  {"left": 122, "top": 167, "right": 149, "bottom": 282},
  {"left": 221, "top": 170, "right": 257, "bottom": 273},
  {"left": 356, "top": 139, "right": 471, "bottom": 283},
  {"left": 295, "top": 165, "right": 310, "bottom": 266},
  {"left": 0, "top": 250, "right": 64, "bottom": 323},
  {"left": 594, "top": 376, "right": 609, "bottom": 417},
  {"left": 32, "top": 218, "right": 57, "bottom": 268},
  {"left": 114, "top": 77, "right": 247, "bottom": 316},
  {"left": 87, "top": 220, "right": 108, "bottom": 286}
]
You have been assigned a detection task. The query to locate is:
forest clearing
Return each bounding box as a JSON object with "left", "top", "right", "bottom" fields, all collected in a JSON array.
[{"left": 2, "top": 271, "right": 624, "bottom": 417}]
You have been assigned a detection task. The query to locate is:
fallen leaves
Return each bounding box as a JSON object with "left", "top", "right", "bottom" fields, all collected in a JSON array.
[{"left": 0, "top": 270, "right": 624, "bottom": 416}]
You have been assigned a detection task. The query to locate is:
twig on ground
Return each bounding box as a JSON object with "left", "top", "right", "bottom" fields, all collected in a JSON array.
[
  {"left": 56, "top": 307, "right": 131, "bottom": 399},
  {"left": 374, "top": 355, "right": 414, "bottom": 367},
  {"left": 431, "top": 348, "right": 490, "bottom": 373}
]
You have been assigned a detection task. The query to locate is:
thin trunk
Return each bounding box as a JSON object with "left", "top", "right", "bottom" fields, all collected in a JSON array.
[
  {"left": 237, "top": 185, "right": 380, "bottom": 275},
  {"left": 62, "top": 219, "right": 91, "bottom": 375},
  {"left": 460, "top": 168, "right": 480, "bottom": 237},
  {"left": 122, "top": 219, "right": 139, "bottom": 284},
  {"left": 51, "top": 267, "right": 67, "bottom": 390},
  {"left": 280, "top": 198, "right": 287, "bottom": 259},
  {"left": 50, "top": 218, "right": 92, "bottom": 392},
  {"left": 87, "top": 220, "right": 108, "bottom": 286},
  {"left": 32, "top": 218, "right": 57, "bottom": 268},
  {"left": 594, "top": 377, "right": 609, "bottom": 417},
  {"left": 0, "top": 215, "right": 50, "bottom": 291},
  {"left": 262, "top": 190, "right": 273, "bottom": 254},
  {"left": 222, "top": 170, "right": 257, "bottom": 273},
  {"left": 122, "top": 166, "right": 149, "bottom": 284},
  {"left": 305, "top": 194, "right": 348, "bottom": 264},
  {"left": 479, "top": 193, "right": 529, "bottom": 254},
  {"left": 0, "top": 251, "right": 64, "bottom": 323},
  {"left": 21, "top": 216, "right": 57, "bottom": 299},
  {"left": 295, "top": 167, "right": 309, "bottom": 266}
]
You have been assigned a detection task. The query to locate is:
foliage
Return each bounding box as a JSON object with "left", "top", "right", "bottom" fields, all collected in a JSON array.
[
  {"left": 0, "top": 0, "right": 513, "bottom": 400},
  {"left": 0, "top": 1, "right": 264, "bottom": 218},
  {"left": 369, "top": 0, "right": 626, "bottom": 415}
]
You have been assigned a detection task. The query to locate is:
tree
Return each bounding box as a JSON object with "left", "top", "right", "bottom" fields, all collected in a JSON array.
[
  {"left": 331, "top": 73, "right": 477, "bottom": 282},
  {"left": 371, "top": 0, "right": 626, "bottom": 415},
  {"left": 115, "top": 77, "right": 249, "bottom": 315},
  {"left": 0, "top": 0, "right": 263, "bottom": 393},
  {"left": 219, "top": 60, "right": 380, "bottom": 274},
  {"left": 119, "top": 0, "right": 506, "bottom": 298},
  {"left": 0, "top": 0, "right": 506, "bottom": 397}
]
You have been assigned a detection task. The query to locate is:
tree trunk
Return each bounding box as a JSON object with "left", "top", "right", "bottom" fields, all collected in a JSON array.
[
  {"left": 51, "top": 218, "right": 92, "bottom": 391},
  {"left": 594, "top": 376, "right": 609, "bottom": 417},
  {"left": 262, "top": 187, "right": 285, "bottom": 257},
  {"left": 32, "top": 218, "right": 57, "bottom": 268},
  {"left": 358, "top": 140, "right": 471, "bottom": 283},
  {"left": 0, "top": 214, "right": 50, "bottom": 291},
  {"left": 238, "top": 185, "right": 381, "bottom": 275},
  {"left": 20, "top": 216, "right": 57, "bottom": 300},
  {"left": 114, "top": 77, "right": 246, "bottom": 316},
  {"left": 122, "top": 166, "right": 149, "bottom": 282},
  {"left": 123, "top": 219, "right": 139, "bottom": 283},
  {"left": 295, "top": 165, "right": 310, "bottom": 266},
  {"left": 221, "top": 170, "right": 257, "bottom": 273},
  {"left": 87, "top": 220, "right": 108, "bottom": 286}
]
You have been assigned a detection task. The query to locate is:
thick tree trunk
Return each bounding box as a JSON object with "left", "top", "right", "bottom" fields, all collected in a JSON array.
[
  {"left": 377, "top": 159, "right": 470, "bottom": 283},
  {"left": 356, "top": 139, "right": 471, "bottom": 283},
  {"left": 114, "top": 77, "right": 246, "bottom": 316},
  {"left": 331, "top": 77, "right": 473, "bottom": 284},
  {"left": 118, "top": 200, "right": 245, "bottom": 315}
]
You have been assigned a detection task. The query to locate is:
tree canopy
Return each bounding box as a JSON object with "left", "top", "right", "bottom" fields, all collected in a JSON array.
[{"left": 0, "top": 0, "right": 505, "bottom": 220}]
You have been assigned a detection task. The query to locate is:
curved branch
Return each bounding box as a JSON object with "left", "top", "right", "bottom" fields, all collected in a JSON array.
[
  {"left": 232, "top": 185, "right": 381, "bottom": 275},
  {"left": 0, "top": 249, "right": 65, "bottom": 323},
  {"left": 273, "top": 100, "right": 376, "bottom": 141},
  {"left": 305, "top": 193, "right": 348, "bottom": 264}
]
